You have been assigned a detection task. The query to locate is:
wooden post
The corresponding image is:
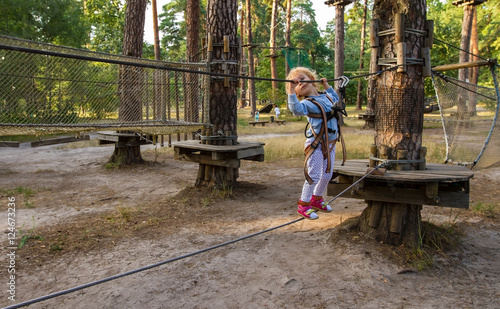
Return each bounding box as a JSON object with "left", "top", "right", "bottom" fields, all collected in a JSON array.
[
  {"left": 379, "top": 145, "right": 389, "bottom": 160},
  {"left": 207, "top": 33, "right": 213, "bottom": 63},
  {"left": 369, "top": 201, "right": 383, "bottom": 228},
  {"left": 395, "top": 13, "right": 405, "bottom": 43},
  {"left": 425, "top": 20, "right": 434, "bottom": 49},
  {"left": 370, "top": 19, "right": 379, "bottom": 48},
  {"left": 369, "top": 19, "right": 380, "bottom": 74},
  {"left": 397, "top": 42, "right": 407, "bottom": 73},
  {"left": 419, "top": 146, "right": 427, "bottom": 170},
  {"left": 421, "top": 47, "right": 431, "bottom": 77},
  {"left": 223, "top": 35, "right": 229, "bottom": 87},
  {"left": 369, "top": 144, "right": 378, "bottom": 167},
  {"left": 390, "top": 204, "right": 404, "bottom": 234},
  {"left": 396, "top": 148, "right": 409, "bottom": 171}
]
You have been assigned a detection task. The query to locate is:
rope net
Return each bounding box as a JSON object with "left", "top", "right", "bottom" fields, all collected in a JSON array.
[
  {"left": 431, "top": 65, "right": 500, "bottom": 169},
  {"left": 282, "top": 47, "right": 311, "bottom": 69},
  {"left": 0, "top": 35, "right": 208, "bottom": 137}
]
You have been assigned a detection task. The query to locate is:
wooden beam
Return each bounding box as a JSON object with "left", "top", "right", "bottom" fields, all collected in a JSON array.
[
  {"left": 432, "top": 60, "right": 491, "bottom": 72},
  {"left": 452, "top": 0, "right": 486, "bottom": 7}
]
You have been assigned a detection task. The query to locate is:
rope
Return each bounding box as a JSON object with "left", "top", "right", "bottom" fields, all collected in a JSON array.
[
  {"left": 0, "top": 43, "right": 409, "bottom": 86},
  {"left": 4, "top": 218, "right": 303, "bottom": 309},
  {"left": 433, "top": 37, "right": 489, "bottom": 62},
  {"left": 473, "top": 65, "right": 500, "bottom": 167},
  {"left": 5, "top": 162, "right": 388, "bottom": 309},
  {"left": 432, "top": 70, "right": 498, "bottom": 101},
  {"left": 327, "top": 162, "right": 386, "bottom": 204}
]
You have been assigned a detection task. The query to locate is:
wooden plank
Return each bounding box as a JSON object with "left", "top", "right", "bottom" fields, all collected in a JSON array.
[
  {"left": 432, "top": 60, "right": 491, "bottom": 72},
  {"left": 333, "top": 160, "right": 473, "bottom": 182},
  {"left": 327, "top": 183, "right": 469, "bottom": 208},
  {"left": 0, "top": 141, "right": 20, "bottom": 148},
  {"left": 248, "top": 121, "right": 269, "bottom": 126},
  {"left": 31, "top": 135, "right": 90, "bottom": 147},
  {"left": 236, "top": 147, "right": 264, "bottom": 159},
  {"left": 174, "top": 152, "right": 240, "bottom": 168},
  {"left": 173, "top": 140, "right": 265, "bottom": 153}
]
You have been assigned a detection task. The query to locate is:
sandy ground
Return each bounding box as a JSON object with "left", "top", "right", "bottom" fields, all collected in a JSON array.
[{"left": 0, "top": 134, "right": 499, "bottom": 309}]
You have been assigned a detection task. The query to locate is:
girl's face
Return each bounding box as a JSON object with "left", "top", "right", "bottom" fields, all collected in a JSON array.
[{"left": 293, "top": 73, "right": 318, "bottom": 97}]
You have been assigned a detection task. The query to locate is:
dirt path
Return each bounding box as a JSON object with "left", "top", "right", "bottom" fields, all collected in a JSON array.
[{"left": 0, "top": 138, "right": 499, "bottom": 308}]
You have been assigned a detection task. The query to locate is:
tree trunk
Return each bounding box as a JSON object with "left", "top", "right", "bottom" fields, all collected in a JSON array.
[
  {"left": 458, "top": 5, "right": 474, "bottom": 82},
  {"left": 152, "top": 0, "right": 161, "bottom": 60},
  {"left": 110, "top": 0, "right": 147, "bottom": 165},
  {"left": 355, "top": 0, "right": 368, "bottom": 111},
  {"left": 269, "top": 0, "right": 279, "bottom": 90},
  {"left": 186, "top": 0, "right": 201, "bottom": 123},
  {"left": 468, "top": 6, "right": 478, "bottom": 116},
  {"left": 199, "top": 0, "right": 238, "bottom": 188},
  {"left": 334, "top": 4, "right": 346, "bottom": 90},
  {"left": 334, "top": 3, "right": 346, "bottom": 126},
  {"left": 357, "top": 0, "right": 427, "bottom": 248},
  {"left": 285, "top": 0, "right": 292, "bottom": 77},
  {"left": 246, "top": 0, "right": 257, "bottom": 117},
  {"left": 239, "top": 7, "right": 247, "bottom": 109},
  {"left": 457, "top": 4, "right": 474, "bottom": 121}
]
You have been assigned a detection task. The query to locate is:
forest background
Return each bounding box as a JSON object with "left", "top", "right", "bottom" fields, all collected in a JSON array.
[{"left": 1, "top": 0, "right": 499, "bottom": 109}]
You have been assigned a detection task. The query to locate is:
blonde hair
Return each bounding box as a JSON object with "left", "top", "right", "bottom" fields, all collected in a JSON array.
[
  {"left": 286, "top": 67, "right": 321, "bottom": 99},
  {"left": 286, "top": 66, "right": 318, "bottom": 81}
]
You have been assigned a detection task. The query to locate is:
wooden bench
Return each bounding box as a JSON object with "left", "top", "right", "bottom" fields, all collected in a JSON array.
[
  {"left": 274, "top": 119, "right": 286, "bottom": 125},
  {"left": 358, "top": 113, "right": 375, "bottom": 121},
  {"left": 248, "top": 120, "right": 269, "bottom": 127}
]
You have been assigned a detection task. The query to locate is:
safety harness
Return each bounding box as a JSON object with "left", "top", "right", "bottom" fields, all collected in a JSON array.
[{"left": 303, "top": 94, "right": 347, "bottom": 184}]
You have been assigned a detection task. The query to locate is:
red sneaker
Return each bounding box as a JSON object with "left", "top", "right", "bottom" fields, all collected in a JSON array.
[
  {"left": 310, "top": 195, "right": 332, "bottom": 213},
  {"left": 297, "top": 200, "right": 318, "bottom": 220}
]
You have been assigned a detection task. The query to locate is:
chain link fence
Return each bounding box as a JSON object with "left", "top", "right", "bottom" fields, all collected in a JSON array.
[{"left": 0, "top": 35, "right": 209, "bottom": 137}]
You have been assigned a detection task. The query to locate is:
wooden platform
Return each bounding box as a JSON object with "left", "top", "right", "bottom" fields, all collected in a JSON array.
[
  {"left": 173, "top": 140, "right": 265, "bottom": 168},
  {"left": 31, "top": 135, "right": 90, "bottom": 147},
  {"left": 248, "top": 121, "right": 269, "bottom": 127},
  {"left": 274, "top": 120, "right": 286, "bottom": 125},
  {"left": 328, "top": 159, "right": 474, "bottom": 208},
  {"left": 97, "top": 131, "right": 151, "bottom": 147}
]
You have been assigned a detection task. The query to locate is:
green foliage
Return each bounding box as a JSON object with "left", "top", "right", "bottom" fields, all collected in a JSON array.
[
  {"left": 0, "top": 0, "right": 89, "bottom": 47},
  {"left": 84, "top": 0, "right": 125, "bottom": 54}
]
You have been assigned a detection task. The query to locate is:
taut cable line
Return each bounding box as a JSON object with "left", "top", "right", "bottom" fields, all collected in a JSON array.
[{"left": 3, "top": 163, "right": 388, "bottom": 309}]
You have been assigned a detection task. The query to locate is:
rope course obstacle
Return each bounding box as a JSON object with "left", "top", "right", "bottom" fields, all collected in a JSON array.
[
  {"left": 430, "top": 39, "right": 500, "bottom": 169},
  {"left": 0, "top": 35, "right": 208, "bottom": 137}
]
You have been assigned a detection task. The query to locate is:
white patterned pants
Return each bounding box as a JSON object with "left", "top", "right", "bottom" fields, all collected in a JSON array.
[{"left": 300, "top": 141, "right": 336, "bottom": 203}]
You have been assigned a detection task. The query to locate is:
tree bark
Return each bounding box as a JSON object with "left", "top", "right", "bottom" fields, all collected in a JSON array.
[
  {"left": 334, "top": 3, "right": 347, "bottom": 126},
  {"left": 111, "top": 0, "right": 147, "bottom": 165},
  {"left": 458, "top": 5, "right": 474, "bottom": 82},
  {"left": 186, "top": 0, "right": 201, "bottom": 123},
  {"left": 285, "top": 0, "right": 292, "bottom": 77},
  {"left": 356, "top": 0, "right": 427, "bottom": 248},
  {"left": 269, "top": 0, "right": 279, "bottom": 90},
  {"left": 334, "top": 4, "right": 346, "bottom": 90},
  {"left": 239, "top": 6, "right": 247, "bottom": 109},
  {"left": 468, "top": 6, "right": 478, "bottom": 116},
  {"left": 199, "top": 0, "right": 238, "bottom": 188},
  {"left": 246, "top": 0, "right": 257, "bottom": 117},
  {"left": 356, "top": 0, "right": 368, "bottom": 111},
  {"left": 456, "top": 4, "right": 473, "bottom": 121}
]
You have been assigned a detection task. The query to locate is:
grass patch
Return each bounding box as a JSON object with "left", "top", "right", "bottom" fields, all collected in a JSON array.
[
  {"left": 472, "top": 202, "right": 499, "bottom": 218},
  {"left": 402, "top": 220, "right": 464, "bottom": 271},
  {"left": 0, "top": 186, "right": 41, "bottom": 208}
]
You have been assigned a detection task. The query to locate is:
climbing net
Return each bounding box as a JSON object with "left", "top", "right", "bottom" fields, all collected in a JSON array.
[
  {"left": 431, "top": 64, "right": 500, "bottom": 169},
  {"left": 0, "top": 35, "right": 208, "bottom": 137}
]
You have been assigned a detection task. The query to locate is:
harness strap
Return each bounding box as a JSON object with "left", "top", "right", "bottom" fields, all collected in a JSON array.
[
  {"left": 303, "top": 99, "right": 330, "bottom": 184},
  {"left": 303, "top": 96, "right": 347, "bottom": 184}
]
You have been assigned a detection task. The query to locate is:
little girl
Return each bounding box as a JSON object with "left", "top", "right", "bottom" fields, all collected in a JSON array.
[{"left": 287, "top": 67, "right": 340, "bottom": 220}]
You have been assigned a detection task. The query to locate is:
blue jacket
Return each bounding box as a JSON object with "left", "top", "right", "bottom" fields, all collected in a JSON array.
[{"left": 288, "top": 87, "right": 340, "bottom": 142}]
